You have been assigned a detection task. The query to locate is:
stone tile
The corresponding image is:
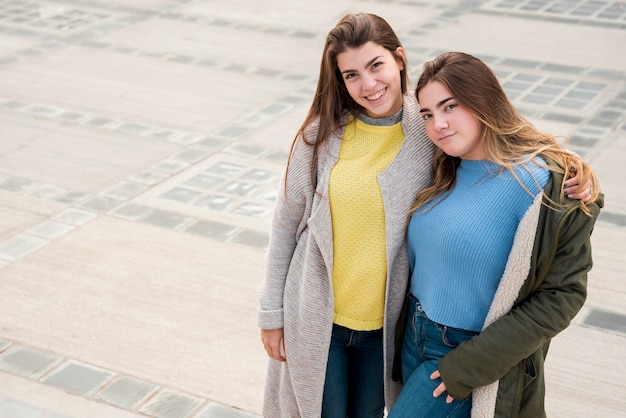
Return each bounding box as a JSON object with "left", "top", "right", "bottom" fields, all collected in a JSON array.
[
  {"left": 0, "top": 176, "right": 36, "bottom": 193},
  {"left": 583, "top": 309, "right": 626, "bottom": 335},
  {"left": 193, "top": 403, "right": 259, "bottom": 418},
  {"left": 184, "top": 220, "right": 237, "bottom": 240},
  {"left": 183, "top": 174, "right": 223, "bottom": 190},
  {"left": 0, "top": 398, "right": 44, "bottom": 418},
  {"left": 96, "top": 376, "right": 158, "bottom": 410},
  {"left": 141, "top": 210, "right": 192, "bottom": 230},
  {"left": 159, "top": 187, "right": 201, "bottom": 203},
  {"left": 0, "top": 234, "right": 48, "bottom": 261},
  {"left": 130, "top": 170, "right": 170, "bottom": 185},
  {"left": 0, "top": 341, "right": 11, "bottom": 352},
  {"left": 230, "top": 202, "right": 272, "bottom": 219},
  {"left": 102, "top": 181, "right": 147, "bottom": 200},
  {"left": 42, "top": 360, "right": 115, "bottom": 396},
  {"left": 28, "top": 184, "right": 67, "bottom": 199},
  {"left": 78, "top": 196, "right": 124, "bottom": 213},
  {"left": 219, "top": 181, "right": 257, "bottom": 197},
  {"left": 228, "top": 229, "right": 268, "bottom": 250},
  {"left": 151, "top": 159, "right": 190, "bottom": 174},
  {"left": 54, "top": 191, "right": 90, "bottom": 205},
  {"left": 0, "top": 346, "right": 62, "bottom": 379},
  {"left": 27, "top": 221, "right": 74, "bottom": 239},
  {"left": 204, "top": 162, "right": 246, "bottom": 178},
  {"left": 194, "top": 195, "right": 236, "bottom": 211},
  {"left": 172, "top": 148, "right": 211, "bottom": 163},
  {"left": 139, "top": 389, "right": 204, "bottom": 418},
  {"left": 108, "top": 203, "right": 152, "bottom": 221},
  {"left": 53, "top": 208, "right": 98, "bottom": 226}
]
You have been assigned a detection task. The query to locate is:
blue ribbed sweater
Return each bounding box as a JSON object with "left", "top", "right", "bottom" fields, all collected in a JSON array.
[{"left": 408, "top": 158, "right": 549, "bottom": 331}]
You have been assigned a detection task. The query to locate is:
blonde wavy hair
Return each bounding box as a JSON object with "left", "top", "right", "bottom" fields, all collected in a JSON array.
[{"left": 412, "top": 52, "right": 599, "bottom": 216}]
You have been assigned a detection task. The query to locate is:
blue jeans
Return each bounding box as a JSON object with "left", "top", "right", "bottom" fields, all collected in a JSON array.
[
  {"left": 321, "top": 323, "right": 385, "bottom": 418},
  {"left": 388, "top": 294, "right": 478, "bottom": 418}
]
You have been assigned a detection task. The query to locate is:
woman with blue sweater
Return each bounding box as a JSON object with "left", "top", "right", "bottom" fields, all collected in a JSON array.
[{"left": 389, "top": 52, "right": 603, "bottom": 418}]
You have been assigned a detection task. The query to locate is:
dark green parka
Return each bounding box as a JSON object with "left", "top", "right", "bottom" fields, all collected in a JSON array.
[{"left": 438, "top": 160, "right": 603, "bottom": 418}]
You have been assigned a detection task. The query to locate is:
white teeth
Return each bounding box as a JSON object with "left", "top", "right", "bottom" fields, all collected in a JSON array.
[{"left": 367, "top": 89, "right": 385, "bottom": 101}]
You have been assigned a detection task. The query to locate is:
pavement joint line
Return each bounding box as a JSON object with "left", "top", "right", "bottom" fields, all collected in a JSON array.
[{"left": 0, "top": 339, "right": 260, "bottom": 417}]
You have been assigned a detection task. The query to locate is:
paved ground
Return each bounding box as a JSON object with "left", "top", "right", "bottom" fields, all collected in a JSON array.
[{"left": 0, "top": 0, "right": 624, "bottom": 417}]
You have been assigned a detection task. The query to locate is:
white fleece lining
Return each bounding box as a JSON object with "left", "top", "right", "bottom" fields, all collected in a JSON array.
[{"left": 471, "top": 194, "right": 543, "bottom": 418}]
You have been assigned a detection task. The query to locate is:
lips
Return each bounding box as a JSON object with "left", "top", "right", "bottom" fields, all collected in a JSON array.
[{"left": 366, "top": 87, "right": 386, "bottom": 101}]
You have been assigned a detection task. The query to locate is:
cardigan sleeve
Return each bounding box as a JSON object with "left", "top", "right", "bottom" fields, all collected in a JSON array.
[
  {"left": 257, "top": 131, "right": 317, "bottom": 330},
  {"left": 438, "top": 192, "right": 602, "bottom": 400}
]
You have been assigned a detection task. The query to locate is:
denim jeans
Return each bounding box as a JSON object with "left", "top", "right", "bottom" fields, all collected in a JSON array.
[
  {"left": 388, "top": 294, "right": 479, "bottom": 418},
  {"left": 321, "top": 323, "right": 385, "bottom": 418}
]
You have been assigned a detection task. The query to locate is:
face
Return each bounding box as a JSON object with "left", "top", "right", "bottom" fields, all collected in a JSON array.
[
  {"left": 336, "top": 41, "right": 405, "bottom": 118},
  {"left": 418, "top": 80, "right": 484, "bottom": 160}
]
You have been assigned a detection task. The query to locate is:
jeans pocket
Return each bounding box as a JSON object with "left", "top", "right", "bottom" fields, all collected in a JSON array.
[{"left": 440, "top": 325, "right": 478, "bottom": 348}]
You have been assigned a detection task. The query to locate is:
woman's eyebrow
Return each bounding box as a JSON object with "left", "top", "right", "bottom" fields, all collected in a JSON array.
[
  {"left": 419, "top": 97, "right": 453, "bottom": 113},
  {"left": 341, "top": 55, "right": 384, "bottom": 74}
]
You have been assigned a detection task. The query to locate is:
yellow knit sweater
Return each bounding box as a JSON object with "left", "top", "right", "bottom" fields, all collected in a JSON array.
[{"left": 329, "top": 116, "right": 404, "bottom": 330}]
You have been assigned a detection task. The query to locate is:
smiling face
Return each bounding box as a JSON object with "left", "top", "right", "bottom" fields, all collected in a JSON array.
[
  {"left": 418, "top": 80, "right": 484, "bottom": 160},
  {"left": 336, "top": 41, "right": 405, "bottom": 118}
]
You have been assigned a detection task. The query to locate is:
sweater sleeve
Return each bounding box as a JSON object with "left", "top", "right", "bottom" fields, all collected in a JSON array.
[
  {"left": 438, "top": 194, "right": 602, "bottom": 400},
  {"left": 257, "top": 131, "right": 317, "bottom": 330}
]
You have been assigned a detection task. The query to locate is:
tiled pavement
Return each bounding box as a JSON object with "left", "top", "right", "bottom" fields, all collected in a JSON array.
[{"left": 0, "top": 0, "right": 625, "bottom": 417}]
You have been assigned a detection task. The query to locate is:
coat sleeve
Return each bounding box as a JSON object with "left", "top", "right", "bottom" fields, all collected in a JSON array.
[
  {"left": 438, "top": 196, "right": 602, "bottom": 400},
  {"left": 257, "top": 133, "right": 316, "bottom": 330}
]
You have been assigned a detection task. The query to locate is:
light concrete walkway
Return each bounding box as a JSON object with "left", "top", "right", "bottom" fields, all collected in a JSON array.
[{"left": 0, "top": 0, "right": 625, "bottom": 417}]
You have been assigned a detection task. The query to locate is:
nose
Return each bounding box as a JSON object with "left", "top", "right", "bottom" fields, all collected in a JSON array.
[
  {"left": 434, "top": 114, "right": 448, "bottom": 131},
  {"left": 361, "top": 73, "right": 377, "bottom": 89}
]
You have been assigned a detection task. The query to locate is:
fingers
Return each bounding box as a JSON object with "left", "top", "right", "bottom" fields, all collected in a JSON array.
[
  {"left": 431, "top": 369, "right": 454, "bottom": 403},
  {"left": 260, "top": 329, "right": 286, "bottom": 362},
  {"left": 564, "top": 175, "right": 593, "bottom": 203}
]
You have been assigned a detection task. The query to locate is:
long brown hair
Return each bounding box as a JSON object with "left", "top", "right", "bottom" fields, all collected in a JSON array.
[
  {"left": 412, "top": 52, "right": 599, "bottom": 216},
  {"left": 287, "top": 13, "right": 408, "bottom": 188}
]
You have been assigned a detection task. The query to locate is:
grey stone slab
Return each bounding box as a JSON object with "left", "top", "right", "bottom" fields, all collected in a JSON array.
[
  {"left": 584, "top": 309, "right": 626, "bottom": 335},
  {"left": 0, "top": 176, "right": 35, "bottom": 192},
  {"left": 28, "top": 184, "right": 67, "bottom": 199},
  {"left": 0, "top": 234, "right": 48, "bottom": 261},
  {"left": 159, "top": 187, "right": 201, "bottom": 203},
  {"left": 193, "top": 403, "right": 259, "bottom": 418},
  {"left": 151, "top": 160, "right": 189, "bottom": 174},
  {"left": 0, "top": 398, "right": 44, "bottom": 418},
  {"left": 54, "top": 191, "right": 91, "bottom": 205},
  {"left": 194, "top": 194, "right": 236, "bottom": 211},
  {"left": 229, "top": 229, "right": 268, "bottom": 250},
  {"left": 184, "top": 220, "right": 236, "bottom": 240},
  {"left": 26, "top": 221, "right": 74, "bottom": 239},
  {"left": 219, "top": 181, "right": 257, "bottom": 197},
  {"left": 130, "top": 170, "right": 170, "bottom": 185},
  {"left": 101, "top": 181, "right": 147, "bottom": 199},
  {"left": 172, "top": 148, "right": 211, "bottom": 163},
  {"left": 204, "top": 162, "right": 246, "bottom": 178},
  {"left": 141, "top": 210, "right": 192, "bottom": 230},
  {"left": 0, "top": 341, "right": 11, "bottom": 352},
  {"left": 183, "top": 174, "right": 223, "bottom": 190},
  {"left": 108, "top": 203, "right": 152, "bottom": 221},
  {"left": 96, "top": 376, "right": 158, "bottom": 410},
  {"left": 139, "top": 389, "right": 204, "bottom": 418},
  {"left": 78, "top": 196, "right": 124, "bottom": 213},
  {"left": 231, "top": 202, "right": 272, "bottom": 219},
  {"left": 521, "top": 94, "right": 553, "bottom": 105},
  {"left": 0, "top": 346, "right": 62, "bottom": 379},
  {"left": 42, "top": 360, "right": 115, "bottom": 396},
  {"left": 53, "top": 208, "right": 98, "bottom": 226},
  {"left": 597, "top": 211, "right": 626, "bottom": 226},
  {"left": 555, "top": 98, "right": 586, "bottom": 109}
]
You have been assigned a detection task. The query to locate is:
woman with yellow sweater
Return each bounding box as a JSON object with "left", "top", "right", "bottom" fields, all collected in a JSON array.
[{"left": 258, "top": 14, "right": 592, "bottom": 418}]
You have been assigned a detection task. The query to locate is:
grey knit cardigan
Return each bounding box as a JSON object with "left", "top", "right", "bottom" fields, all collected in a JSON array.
[{"left": 258, "top": 94, "right": 436, "bottom": 417}]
